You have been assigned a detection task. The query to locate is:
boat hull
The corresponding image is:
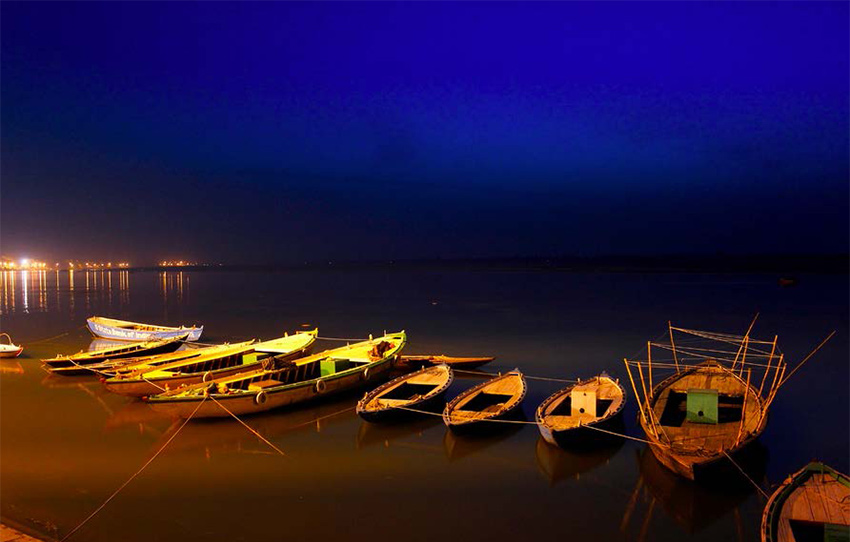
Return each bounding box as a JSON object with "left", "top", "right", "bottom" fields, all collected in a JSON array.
[
  {"left": 149, "top": 358, "right": 396, "bottom": 418},
  {"left": 357, "top": 389, "right": 449, "bottom": 423},
  {"left": 539, "top": 410, "right": 626, "bottom": 448},
  {"left": 0, "top": 346, "right": 23, "bottom": 358},
  {"left": 87, "top": 319, "right": 203, "bottom": 342},
  {"left": 640, "top": 415, "right": 766, "bottom": 481},
  {"left": 44, "top": 340, "right": 185, "bottom": 371}
]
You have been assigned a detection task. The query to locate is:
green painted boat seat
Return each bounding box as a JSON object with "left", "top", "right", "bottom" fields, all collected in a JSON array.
[{"left": 686, "top": 388, "right": 718, "bottom": 424}]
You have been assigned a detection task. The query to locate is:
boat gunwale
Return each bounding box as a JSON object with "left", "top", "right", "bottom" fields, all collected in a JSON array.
[
  {"left": 535, "top": 374, "right": 627, "bottom": 432},
  {"left": 760, "top": 462, "right": 850, "bottom": 542},
  {"left": 356, "top": 363, "right": 454, "bottom": 415},
  {"left": 147, "top": 333, "right": 407, "bottom": 405},
  {"left": 442, "top": 369, "right": 527, "bottom": 427}
]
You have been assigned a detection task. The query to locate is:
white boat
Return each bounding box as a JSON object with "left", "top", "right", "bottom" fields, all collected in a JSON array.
[
  {"left": 0, "top": 333, "right": 23, "bottom": 358},
  {"left": 87, "top": 316, "right": 203, "bottom": 342}
]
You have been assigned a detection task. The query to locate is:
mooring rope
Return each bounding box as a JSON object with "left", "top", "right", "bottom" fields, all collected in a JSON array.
[
  {"left": 722, "top": 450, "right": 770, "bottom": 499},
  {"left": 450, "top": 368, "right": 577, "bottom": 384},
  {"left": 209, "top": 396, "right": 287, "bottom": 457},
  {"left": 27, "top": 325, "right": 87, "bottom": 345},
  {"left": 59, "top": 396, "right": 208, "bottom": 542},
  {"left": 317, "top": 336, "right": 368, "bottom": 342}
]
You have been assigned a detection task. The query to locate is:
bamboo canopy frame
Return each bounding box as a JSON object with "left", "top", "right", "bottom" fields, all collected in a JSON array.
[{"left": 622, "top": 317, "right": 833, "bottom": 479}]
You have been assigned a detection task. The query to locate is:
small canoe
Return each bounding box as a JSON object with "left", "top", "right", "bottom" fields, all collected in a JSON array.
[
  {"left": 84, "top": 340, "right": 256, "bottom": 377},
  {"left": 357, "top": 364, "right": 454, "bottom": 422},
  {"left": 146, "top": 332, "right": 407, "bottom": 418},
  {"left": 399, "top": 355, "right": 495, "bottom": 369},
  {"left": 762, "top": 462, "right": 849, "bottom": 542},
  {"left": 87, "top": 316, "right": 203, "bottom": 342},
  {"left": 442, "top": 369, "right": 526, "bottom": 432},
  {"left": 102, "top": 331, "right": 317, "bottom": 397},
  {"left": 0, "top": 333, "right": 23, "bottom": 358},
  {"left": 536, "top": 373, "right": 626, "bottom": 447},
  {"left": 43, "top": 336, "right": 187, "bottom": 375}
]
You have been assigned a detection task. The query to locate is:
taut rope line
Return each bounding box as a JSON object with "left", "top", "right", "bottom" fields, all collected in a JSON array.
[{"left": 59, "top": 396, "right": 208, "bottom": 542}]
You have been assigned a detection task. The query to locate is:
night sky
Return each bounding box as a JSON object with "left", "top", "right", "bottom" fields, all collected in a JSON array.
[{"left": 2, "top": 2, "right": 847, "bottom": 264}]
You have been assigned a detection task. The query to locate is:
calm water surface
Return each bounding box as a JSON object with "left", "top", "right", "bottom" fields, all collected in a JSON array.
[{"left": 1, "top": 268, "right": 847, "bottom": 541}]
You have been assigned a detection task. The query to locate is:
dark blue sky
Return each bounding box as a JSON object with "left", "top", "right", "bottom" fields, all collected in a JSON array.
[{"left": 2, "top": 2, "right": 847, "bottom": 264}]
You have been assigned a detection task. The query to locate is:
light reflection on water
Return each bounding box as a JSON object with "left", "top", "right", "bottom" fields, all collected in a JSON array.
[{"left": 0, "top": 269, "right": 847, "bottom": 542}]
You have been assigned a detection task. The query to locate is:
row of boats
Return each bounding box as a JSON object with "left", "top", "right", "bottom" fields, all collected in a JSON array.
[{"left": 27, "top": 316, "right": 850, "bottom": 541}]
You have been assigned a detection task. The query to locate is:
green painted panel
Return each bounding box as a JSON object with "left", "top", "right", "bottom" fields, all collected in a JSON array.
[
  {"left": 825, "top": 523, "right": 850, "bottom": 542},
  {"left": 686, "top": 388, "right": 718, "bottom": 424}
]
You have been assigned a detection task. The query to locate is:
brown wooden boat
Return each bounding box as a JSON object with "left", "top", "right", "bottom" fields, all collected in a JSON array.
[
  {"left": 357, "top": 364, "right": 453, "bottom": 422},
  {"left": 761, "top": 462, "right": 849, "bottom": 542},
  {"left": 442, "top": 369, "right": 526, "bottom": 432},
  {"left": 624, "top": 322, "right": 795, "bottom": 481},
  {"left": 536, "top": 373, "right": 626, "bottom": 447},
  {"left": 399, "top": 355, "right": 495, "bottom": 369}
]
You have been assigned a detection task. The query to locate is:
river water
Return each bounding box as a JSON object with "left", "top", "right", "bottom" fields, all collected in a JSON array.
[{"left": 1, "top": 268, "right": 847, "bottom": 541}]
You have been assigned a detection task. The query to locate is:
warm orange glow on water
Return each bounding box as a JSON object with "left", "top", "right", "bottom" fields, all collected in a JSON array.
[{"left": 0, "top": 270, "right": 847, "bottom": 541}]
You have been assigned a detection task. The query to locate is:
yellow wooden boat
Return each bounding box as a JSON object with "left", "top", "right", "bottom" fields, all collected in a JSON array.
[
  {"left": 146, "top": 332, "right": 406, "bottom": 418},
  {"left": 43, "top": 336, "right": 187, "bottom": 376},
  {"left": 102, "top": 331, "right": 316, "bottom": 396}
]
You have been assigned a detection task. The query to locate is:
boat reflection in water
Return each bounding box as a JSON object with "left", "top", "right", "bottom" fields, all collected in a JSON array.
[
  {"left": 355, "top": 416, "right": 443, "bottom": 450},
  {"left": 627, "top": 446, "right": 765, "bottom": 536},
  {"left": 534, "top": 436, "right": 624, "bottom": 486}
]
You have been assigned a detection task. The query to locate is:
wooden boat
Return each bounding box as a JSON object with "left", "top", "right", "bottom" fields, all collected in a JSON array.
[
  {"left": 87, "top": 316, "right": 203, "bottom": 342},
  {"left": 42, "top": 336, "right": 187, "bottom": 375},
  {"left": 398, "top": 355, "right": 495, "bottom": 369},
  {"left": 536, "top": 373, "right": 626, "bottom": 447},
  {"left": 0, "top": 333, "right": 23, "bottom": 358},
  {"left": 83, "top": 340, "right": 256, "bottom": 377},
  {"left": 624, "top": 322, "right": 793, "bottom": 481},
  {"left": 357, "top": 364, "right": 454, "bottom": 422},
  {"left": 761, "top": 462, "right": 849, "bottom": 542},
  {"left": 146, "top": 332, "right": 407, "bottom": 418},
  {"left": 442, "top": 369, "right": 526, "bottom": 432},
  {"left": 102, "top": 331, "right": 317, "bottom": 396}
]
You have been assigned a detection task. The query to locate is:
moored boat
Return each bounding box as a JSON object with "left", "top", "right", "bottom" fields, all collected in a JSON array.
[
  {"left": 357, "top": 364, "right": 454, "bottom": 422},
  {"left": 146, "top": 332, "right": 407, "bottom": 418},
  {"left": 43, "top": 336, "right": 188, "bottom": 375},
  {"left": 398, "top": 355, "right": 495, "bottom": 369},
  {"left": 761, "top": 462, "right": 849, "bottom": 542},
  {"left": 624, "top": 322, "right": 794, "bottom": 481},
  {"left": 0, "top": 333, "right": 23, "bottom": 358},
  {"left": 536, "top": 373, "right": 626, "bottom": 447},
  {"left": 82, "top": 340, "right": 255, "bottom": 377},
  {"left": 87, "top": 316, "right": 204, "bottom": 342},
  {"left": 102, "top": 331, "right": 317, "bottom": 396},
  {"left": 442, "top": 369, "right": 526, "bottom": 432}
]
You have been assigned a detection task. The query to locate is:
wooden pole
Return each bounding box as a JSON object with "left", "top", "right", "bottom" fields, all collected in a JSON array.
[
  {"left": 624, "top": 358, "right": 648, "bottom": 426},
  {"left": 739, "top": 336, "right": 749, "bottom": 377},
  {"left": 766, "top": 360, "right": 786, "bottom": 409},
  {"left": 668, "top": 321, "right": 680, "bottom": 373},
  {"left": 733, "top": 313, "right": 759, "bottom": 369},
  {"left": 647, "top": 341, "right": 653, "bottom": 392},
  {"left": 636, "top": 361, "right": 655, "bottom": 437},
  {"left": 758, "top": 335, "right": 778, "bottom": 397},
  {"left": 778, "top": 331, "right": 836, "bottom": 389},
  {"left": 736, "top": 368, "right": 752, "bottom": 445}
]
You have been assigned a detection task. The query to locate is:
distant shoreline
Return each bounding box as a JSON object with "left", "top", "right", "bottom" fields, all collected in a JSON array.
[{"left": 88, "top": 254, "right": 849, "bottom": 274}]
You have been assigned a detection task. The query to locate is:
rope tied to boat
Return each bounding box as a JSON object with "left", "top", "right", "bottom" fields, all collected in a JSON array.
[
  {"left": 27, "top": 324, "right": 87, "bottom": 345},
  {"left": 722, "top": 450, "right": 770, "bottom": 499},
  {"left": 59, "top": 396, "right": 209, "bottom": 542},
  {"left": 209, "top": 396, "right": 287, "bottom": 457},
  {"left": 450, "top": 368, "right": 577, "bottom": 383}
]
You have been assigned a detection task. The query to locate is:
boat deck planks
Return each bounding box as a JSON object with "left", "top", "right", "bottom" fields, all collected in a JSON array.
[{"left": 541, "top": 376, "right": 625, "bottom": 431}]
